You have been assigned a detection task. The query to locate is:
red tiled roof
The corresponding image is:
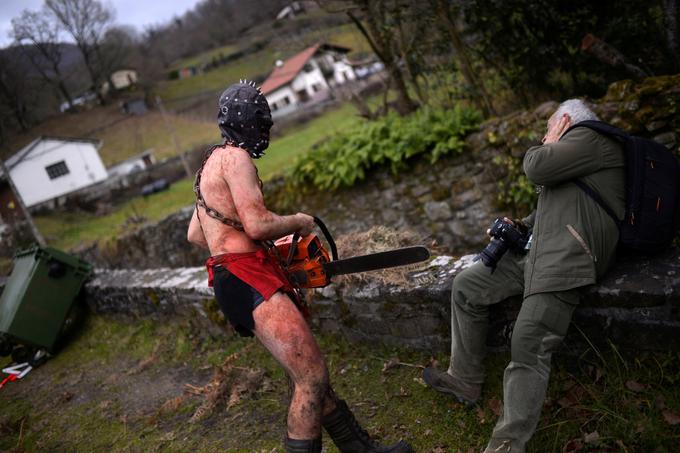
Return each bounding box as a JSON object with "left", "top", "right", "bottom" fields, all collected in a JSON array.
[{"left": 261, "top": 44, "right": 321, "bottom": 94}]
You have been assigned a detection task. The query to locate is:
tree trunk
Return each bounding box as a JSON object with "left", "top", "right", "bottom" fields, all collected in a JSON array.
[
  {"left": 663, "top": 0, "right": 679, "bottom": 71},
  {"left": 434, "top": 0, "right": 495, "bottom": 116},
  {"left": 393, "top": 5, "right": 427, "bottom": 105},
  {"left": 349, "top": 1, "right": 417, "bottom": 116}
]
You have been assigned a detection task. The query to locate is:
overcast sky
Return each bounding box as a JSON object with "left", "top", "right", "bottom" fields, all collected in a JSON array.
[{"left": 0, "top": 0, "right": 202, "bottom": 48}]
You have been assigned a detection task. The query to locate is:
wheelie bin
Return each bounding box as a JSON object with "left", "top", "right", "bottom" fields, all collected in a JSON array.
[{"left": 0, "top": 245, "right": 92, "bottom": 360}]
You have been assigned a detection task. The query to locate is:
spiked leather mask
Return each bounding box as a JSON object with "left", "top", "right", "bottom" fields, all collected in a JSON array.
[{"left": 217, "top": 81, "right": 273, "bottom": 158}]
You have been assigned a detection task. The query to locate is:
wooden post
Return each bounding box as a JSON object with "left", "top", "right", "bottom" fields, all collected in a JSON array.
[
  {"left": 0, "top": 159, "right": 46, "bottom": 247},
  {"left": 155, "top": 95, "right": 194, "bottom": 178}
]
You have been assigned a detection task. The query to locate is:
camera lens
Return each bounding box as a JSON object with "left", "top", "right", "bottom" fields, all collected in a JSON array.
[{"left": 478, "top": 239, "right": 509, "bottom": 269}]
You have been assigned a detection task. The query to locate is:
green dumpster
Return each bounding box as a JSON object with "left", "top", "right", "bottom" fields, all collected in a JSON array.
[{"left": 0, "top": 245, "right": 92, "bottom": 353}]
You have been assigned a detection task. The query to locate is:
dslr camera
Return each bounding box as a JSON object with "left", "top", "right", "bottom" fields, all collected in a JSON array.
[{"left": 477, "top": 218, "right": 531, "bottom": 270}]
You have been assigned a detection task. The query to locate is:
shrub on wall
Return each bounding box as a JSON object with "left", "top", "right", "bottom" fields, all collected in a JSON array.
[{"left": 290, "top": 105, "right": 482, "bottom": 191}]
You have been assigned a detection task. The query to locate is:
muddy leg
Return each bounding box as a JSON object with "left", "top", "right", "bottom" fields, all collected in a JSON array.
[{"left": 252, "top": 291, "right": 329, "bottom": 439}]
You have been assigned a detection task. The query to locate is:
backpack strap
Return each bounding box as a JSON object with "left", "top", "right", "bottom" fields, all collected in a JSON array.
[
  {"left": 563, "top": 120, "right": 629, "bottom": 141},
  {"left": 563, "top": 121, "right": 625, "bottom": 226},
  {"left": 573, "top": 179, "right": 620, "bottom": 225}
]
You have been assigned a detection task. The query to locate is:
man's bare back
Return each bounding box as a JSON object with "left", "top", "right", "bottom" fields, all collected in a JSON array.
[{"left": 187, "top": 144, "right": 314, "bottom": 255}]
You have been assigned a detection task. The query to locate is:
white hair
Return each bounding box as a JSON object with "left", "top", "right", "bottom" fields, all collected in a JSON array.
[{"left": 553, "top": 98, "right": 599, "bottom": 124}]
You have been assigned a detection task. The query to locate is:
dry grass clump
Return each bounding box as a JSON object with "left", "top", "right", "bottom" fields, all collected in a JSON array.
[
  {"left": 155, "top": 343, "right": 270, "bottom": 423},
  {"left": 332, "top": 225, "right": 433, "bottom": 287}
]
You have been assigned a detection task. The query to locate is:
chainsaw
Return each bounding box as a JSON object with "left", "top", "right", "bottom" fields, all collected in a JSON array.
[{"left": 271, "top": 217, "right": 431, "bottom": 289}]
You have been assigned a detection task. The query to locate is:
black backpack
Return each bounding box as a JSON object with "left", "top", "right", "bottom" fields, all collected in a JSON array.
[{"left": 564, "top": 120, "right": 680, "bottom": 253}]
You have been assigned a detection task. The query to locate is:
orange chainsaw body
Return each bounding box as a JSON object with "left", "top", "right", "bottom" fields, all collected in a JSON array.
[{"left": 273, "top": 234, "right": 332, "bottom": 288}]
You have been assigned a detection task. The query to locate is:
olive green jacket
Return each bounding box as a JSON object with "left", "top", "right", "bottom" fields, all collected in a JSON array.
[{"left": 521, "top": 126, "right": 625, "bottom": 297}]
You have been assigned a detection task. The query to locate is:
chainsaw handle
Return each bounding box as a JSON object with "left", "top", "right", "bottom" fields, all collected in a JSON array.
[
  {"left": 313, "top": 216, "right": 338, "bottom": 261},
  {"left": 286, "top": 232, "right": 300, "bottom": 266}
]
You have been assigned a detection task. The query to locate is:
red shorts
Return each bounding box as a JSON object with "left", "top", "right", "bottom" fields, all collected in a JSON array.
[
  {"left": 205, "top": 249, "right": 308, "bottom": 336},
  {"left": 206, "top": 249, "right": 294, "bottom": 300}
]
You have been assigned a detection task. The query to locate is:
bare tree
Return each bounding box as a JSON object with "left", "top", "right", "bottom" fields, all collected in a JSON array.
[
  {"left": 0, "top": 48, "right": 39, "bottom": 132},
  {"left": 663, "top": 0, "right": 679, "bottom": 71},
  {"left": 318, "top": 0, "right": 419, "bottom": 116},
  {"left": 45, "top": 0, "right": 114, "bottom": 103},
  {"left": 431, "top": 0, "right": 495, "bottom": 116},
  {"left": 11, "top": 7, "right": 74, "bottom": 110},
  {"left": 98, "top": 25, "right": 138, "bottom": 95}
]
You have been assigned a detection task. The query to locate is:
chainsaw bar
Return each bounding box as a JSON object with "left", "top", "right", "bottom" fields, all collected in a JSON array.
[{"left": 322, "top": 246, "right": 430, "bottom": 278}]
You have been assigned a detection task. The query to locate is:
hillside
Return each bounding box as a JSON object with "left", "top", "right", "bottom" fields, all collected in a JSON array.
[{"left": 2, "top": 16, "right": 370, "bottom": 171}]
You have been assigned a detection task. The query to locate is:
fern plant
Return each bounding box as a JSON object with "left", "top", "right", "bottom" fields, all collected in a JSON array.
[{"left": 290, "top": 105, "right": 482, "bottom": 191}]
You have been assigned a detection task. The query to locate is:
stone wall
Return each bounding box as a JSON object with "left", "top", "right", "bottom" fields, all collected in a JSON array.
[
  {"left": 83, "top": 249, "right": 680, "bottom": 353},
  {"left": 75, "top": 75, "right": 680, "bottom": 270},
  {"left": 75, "top": 206, "right": 206, "bottom": 269}
]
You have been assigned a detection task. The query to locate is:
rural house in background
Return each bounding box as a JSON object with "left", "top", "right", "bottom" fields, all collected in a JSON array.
[
  {"left": 101, "top": 68, "right": 138, "bottom": 95},
  {"left": 1, "top": 137, "right": 107, "bottom": 213},
  {"left": 261, "top": 43, "right": 357, "bottom": 118},
  {"left": 275, "top": 1, "right": 318, "bottom": 21},
  {"left": 107, "top": 150, "right": 155, "bottom": 178}
]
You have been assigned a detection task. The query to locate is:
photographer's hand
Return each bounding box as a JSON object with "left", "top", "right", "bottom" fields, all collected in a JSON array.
[
  {"left": 542, "top": 114, "right": 571, "bottom": 144},
  {"left": 487, "top": 217, "right": 515, "bottom": 238}
]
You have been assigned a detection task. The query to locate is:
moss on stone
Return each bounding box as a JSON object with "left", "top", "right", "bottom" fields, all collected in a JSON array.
[
  {"left": 203, "top": 298, "right": 226, "bottom": 327},
  {"left": 147, "top": 290, "right": 160, "bottom": 307}
]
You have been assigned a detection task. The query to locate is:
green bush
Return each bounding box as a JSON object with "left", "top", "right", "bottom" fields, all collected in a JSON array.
[
  {"left": 493, "top": 154, "right": 538, "bottom": 215},
  {"left": 289, "top": 105, "right": 482, "bottom": 191}
]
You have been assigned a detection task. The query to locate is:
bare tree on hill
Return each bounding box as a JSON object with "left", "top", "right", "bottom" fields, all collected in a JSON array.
[
  {"left": 317, "top": 0, "right": 419, "bottom": 116},
  {"left": 11, "top": 7, "right": 75, "bottom": 111},
  {"left": 45, "top": 0, "right": 114, "bottom": 103},
  {"left": 0, "top": 49, "right": 43, "bottom": 132}
]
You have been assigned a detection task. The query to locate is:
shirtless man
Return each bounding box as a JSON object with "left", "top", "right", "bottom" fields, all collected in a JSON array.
[{"left": 187, "top": 82, "right": 413, "bottom": 453}]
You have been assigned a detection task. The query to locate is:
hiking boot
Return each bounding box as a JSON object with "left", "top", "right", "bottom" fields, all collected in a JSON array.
[
  {"left": 284, "top": 436, "right": 322, "bottom": 453},
  {"left": 483, "top": 438, "right": 518, "bottom": 453},
  {"left": 422, "top": 367, "right": 481, "bottom": 405},
  {"left": 322, "top": 399, "right": 414, "bottom": 453}
]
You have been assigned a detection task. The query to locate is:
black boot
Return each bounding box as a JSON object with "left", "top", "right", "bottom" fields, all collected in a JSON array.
[
  {"left": 284, "top": 436, "right": 322, "bottom": 453},
  {"left": 322, "top": 399, "right": 414, "bottom": 453}
]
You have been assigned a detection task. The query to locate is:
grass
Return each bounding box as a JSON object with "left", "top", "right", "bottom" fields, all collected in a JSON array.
[
  {"left": 171, "top": 44, "right": 239, "bottom": 71},
  {"left": 93, "top": 113, "right": 217, "bottom": 166},
  {"left": 34, "top": 178, "right": 195, "bottom": 250},
  {"left": 156, "top": 48, "right": 278, "bottom": 101},
  {"left": 255, "top": 102, "right": 364, "bottom": 179},
  {"left": 1, "top": 315, "right": 679, "bottom": 452}
]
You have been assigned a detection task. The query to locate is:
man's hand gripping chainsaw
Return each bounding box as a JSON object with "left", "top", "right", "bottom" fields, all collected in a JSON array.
[{"left": 270, "top": 217, "right": 431, "bottom": 289}]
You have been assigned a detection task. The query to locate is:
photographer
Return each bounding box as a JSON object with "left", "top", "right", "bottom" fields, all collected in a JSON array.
[{"left": 423, "top": 99, "right": 625, "bottom": 452}]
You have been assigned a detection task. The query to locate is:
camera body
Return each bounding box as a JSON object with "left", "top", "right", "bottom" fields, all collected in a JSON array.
[{"left": 477, "top": 218, "right": 531, "bottom": 269}]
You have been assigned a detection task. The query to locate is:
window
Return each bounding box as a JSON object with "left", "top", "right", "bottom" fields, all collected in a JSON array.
[
  {"left": 45, "top": 161, "right": 70, "bottom": 179},
  {"left": 283, "top": 96, "right": 291, "bottom": 105},
  {"left": 304, "top": 63, "right": 314, "bottom": 73}
]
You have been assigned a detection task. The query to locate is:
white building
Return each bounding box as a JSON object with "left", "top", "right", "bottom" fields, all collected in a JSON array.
[
  {"left": 4, "top": 137, "right": 108, "bottom": 208},
  {"left": 107, "top": 149, "right": 155, "bottom": 178},
  {"left": 261, "top": 43, "right": 357, "bottom": 118},
  {"left": 101, "top": 68, "right": 138, "bottom": 95}
]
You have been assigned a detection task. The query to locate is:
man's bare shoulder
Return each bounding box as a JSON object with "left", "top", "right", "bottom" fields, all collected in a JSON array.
[{"left": 220, "top": 145, "right": 253, "bottom": 172}]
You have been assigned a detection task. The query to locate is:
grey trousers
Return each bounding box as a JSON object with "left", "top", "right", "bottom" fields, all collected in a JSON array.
[{"left": 448, "top": 252, "right": 579, "bottom": 453}]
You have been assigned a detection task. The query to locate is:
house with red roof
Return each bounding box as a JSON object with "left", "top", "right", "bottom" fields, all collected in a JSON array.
[{"left": 261, "top": 43, "right": 357, "bottom": 117}]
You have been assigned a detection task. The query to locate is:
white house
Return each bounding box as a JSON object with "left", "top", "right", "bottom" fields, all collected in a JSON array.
[
  {"left": 275, "top": 1, "right": 317, "bottom": 20},
  {"left": 100, "top": 68, "right": 138, "bottom": 95},
  {"left": 4, "top": 137, "right": 108, "bottom": 208},
  {"left": 107, "top": 149, "right": 155, "bottom": 178},
  {"left": 261, "top": 43, "right": 357, "bottom": 118}
]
